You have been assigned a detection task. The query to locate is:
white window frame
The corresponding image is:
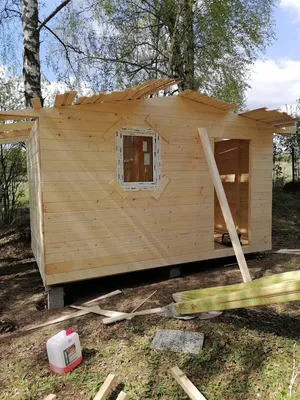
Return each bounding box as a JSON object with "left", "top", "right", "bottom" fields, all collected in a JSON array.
[{"left": 116, "top": 127, "right": 161, "bottom": 191}]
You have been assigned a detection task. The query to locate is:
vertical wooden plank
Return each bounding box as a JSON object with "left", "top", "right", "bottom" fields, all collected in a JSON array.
[
  {"left": 123, "top": 135, "right": 134, "bottom": 182},
  {"left": 31, "top": 98, "right": 42, "bottom": 109},
  {"left": 198, "top": 128, "right": 252, "bottom": 283},
  {"left": 235, "top": 141, "right": 241, "bottom": 231}
]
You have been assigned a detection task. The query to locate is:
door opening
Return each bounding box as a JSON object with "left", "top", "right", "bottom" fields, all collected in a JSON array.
[{"left": 214, "top": 139, "right": 250, "bottom": 248}]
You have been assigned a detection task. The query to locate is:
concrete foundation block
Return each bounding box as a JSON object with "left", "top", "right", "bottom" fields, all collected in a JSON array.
[
  {"left": 47, "top": 286, "right": 64, "bottom": 309},
  {"left": 169, "top": 267, "right": 181, "bottom": 279}
]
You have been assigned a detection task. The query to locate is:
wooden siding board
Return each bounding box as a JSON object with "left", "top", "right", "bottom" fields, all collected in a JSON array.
[
  {"left": 26, "top": 120, "right": 45, "bottom": 283},
  {"left": 37, "top": 98, "right": 273, "bottom": 284}
]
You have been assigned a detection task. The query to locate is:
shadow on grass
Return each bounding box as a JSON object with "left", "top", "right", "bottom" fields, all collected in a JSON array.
[
  {"left": 219, "top": 307, "right": 300, "bottom": 340},
  {"left": 180, "top": 337, "right": 267, "bottom": 400}
]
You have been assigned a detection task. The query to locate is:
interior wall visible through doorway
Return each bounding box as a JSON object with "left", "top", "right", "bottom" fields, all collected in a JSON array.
[{"left": 214, "top": 138, "right": 250, "bottom": 246}]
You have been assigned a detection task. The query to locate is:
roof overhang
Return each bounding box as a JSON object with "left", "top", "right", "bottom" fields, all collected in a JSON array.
[
  {"left": 0, "top": 79, "right": 297, "bottom": 138},
  {"left": 239, "top": 108, "right": 298, "bottom": 136}
]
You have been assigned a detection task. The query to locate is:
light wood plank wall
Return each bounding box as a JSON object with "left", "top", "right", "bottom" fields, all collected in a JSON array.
[
  {"left": 36, "top": 96, "right": 273, "bottom": 285},
  {"left": 26, "top": 120, "right": 45, "bottom": 283}
]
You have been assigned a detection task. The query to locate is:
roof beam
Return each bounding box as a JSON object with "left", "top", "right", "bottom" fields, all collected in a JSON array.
[
  {"left": 0, "top": 109, "right": 39, "bottom": 120},
  {"left": 31, "top": 97, "right": 42, "bottom": 110},
  {"left": 54, "top": 94, "right": 66, "bottom": 107},
  {"left": 239, "top": 107, "right": 267, "bottom": 116},
  {"left": 0, "top": 128, "right": 31, "bottom": 144},
  {"left": 0, "top": 121, "right": 35, "bottom": 133},
  {"left": 62, "top": 91, "right": 77, "bottom": 106}
]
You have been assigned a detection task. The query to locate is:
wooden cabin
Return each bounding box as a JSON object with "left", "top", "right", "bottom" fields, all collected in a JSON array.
[{"left": 0, "top": 79, "right": 297, "bottom": 307}]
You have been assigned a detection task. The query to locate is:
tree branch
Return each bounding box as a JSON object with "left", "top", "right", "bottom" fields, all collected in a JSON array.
[{"left": 37, "top": 0, "right": 72, "bottom": 32}]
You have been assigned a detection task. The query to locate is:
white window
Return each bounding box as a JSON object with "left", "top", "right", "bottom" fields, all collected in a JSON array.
[{"left": 116, "top": 127, "right": 161, "bottom": 191}]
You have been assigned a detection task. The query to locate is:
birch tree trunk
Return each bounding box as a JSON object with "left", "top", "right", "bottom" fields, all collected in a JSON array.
[
  {"left": 182, "top": 0, "right": 195, "bottom": 91},
  {"left": 21, "top": 0, "right": 42, "bottom": 107}
]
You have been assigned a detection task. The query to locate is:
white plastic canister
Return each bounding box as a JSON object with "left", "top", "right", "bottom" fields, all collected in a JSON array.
[{"left": 46, "top": 329, "right": 82, "bottom": 374}]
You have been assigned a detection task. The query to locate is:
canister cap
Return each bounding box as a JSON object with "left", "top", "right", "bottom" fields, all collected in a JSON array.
[{"left": 66, "top": 329, "right": 73, "bottom": 336}]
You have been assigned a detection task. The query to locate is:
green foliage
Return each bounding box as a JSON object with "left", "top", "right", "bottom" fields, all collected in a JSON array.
[
  {"left": 0, "top": 71, "right": 27, "bottom": 224},
  {"left": 0, "top": 144, "right": 27, "bottom": 224},
  {"left": 49, "top": 0, "right": 278, "bottom": 107},
  {"left": 275, "top": 101, "right": 300, "bottom": 184}
]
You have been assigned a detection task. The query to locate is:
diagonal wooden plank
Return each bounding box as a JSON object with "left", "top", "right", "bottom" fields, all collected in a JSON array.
[
  {"left": 151, "top": 175, "right": 170, "bottom": 200},
  {"left": 102, "top": 307, "right": 164, "bottom": 325},
  {"left": 109, "top": 180, "right": 128, "bottom": 199},
  {"left": 145, "top": 115, "right": 170, "bottom": 143},
  {"left": 93, "top": 374, "right": 118, "bottom": 400},
  {"left": 70, "top": 305, "right": 128, "bottom": 318},
  {"left": 24, "top": 307, "right": 101, "bottom": 331},
  {"left": 63, "top": 91, "right": 77, "bottom": 106},
  {"left": 198, "top": 127, "right": 251, "bottom": 283},
  {"left": 74, "top": 96, "right": 88, "bottom": 105},
  {"left": 171, "top": 366, "right": 207, "bottom": 400},
  {"left": 173, "top": 270, "right": 300, "bottom": 302},
  {"left": 43, "top": 395, "right": 56, "bottom": 400},
  {"left": 54, "top": 93, "right": 67, "bottom": 107},
  {"left": 82, "top": 289, "right": 122, "bottom": 305},
  {"left": 116, "top": 391, "right": 128, "bottom": 400},
  {"left": 175, "top": 289, "right": 300, "bottom": 314},
  {"left": 103, "top": 117, "right": 124, "bottom": 141},
  {"left": 132, "top": 79, "right": 170, "bottom": 99},
  {"left": 137, "top": 78, "right": 180, "bottom": 99}
]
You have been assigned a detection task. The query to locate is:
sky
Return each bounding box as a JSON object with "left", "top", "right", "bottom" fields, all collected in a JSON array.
[{"left": 245, "top": 0, "right": 300, "bottom": 111}]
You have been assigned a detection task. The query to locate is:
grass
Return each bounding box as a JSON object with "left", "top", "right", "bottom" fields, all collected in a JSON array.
[
  {"left": 1, "top": 189, "right": 300, "bottom": 399},
  {"left": 4, "top": 315, "right": 300, "bottom": 399}
]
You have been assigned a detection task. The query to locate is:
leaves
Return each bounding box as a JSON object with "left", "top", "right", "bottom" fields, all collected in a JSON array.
[{"left": 45, "top": 0, "right": 277, "bottom": 107}]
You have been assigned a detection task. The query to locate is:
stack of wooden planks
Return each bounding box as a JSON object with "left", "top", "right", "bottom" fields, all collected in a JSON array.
[{"left": 173, "top": 270, "right": 300, "bottom": 315}]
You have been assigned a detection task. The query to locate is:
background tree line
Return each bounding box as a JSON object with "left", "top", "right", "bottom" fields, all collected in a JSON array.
[{"left": 3, "top": 0, "right": 298, "bottom": 224}]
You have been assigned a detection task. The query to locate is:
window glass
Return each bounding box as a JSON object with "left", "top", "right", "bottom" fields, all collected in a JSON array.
[
  {"left": 123, "top": 135, "right": 153, "bottom": 182},
  {"left": 116, "top": 127, "right": 161, "bottom": 191}
]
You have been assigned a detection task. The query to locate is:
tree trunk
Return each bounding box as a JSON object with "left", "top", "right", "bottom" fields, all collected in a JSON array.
[
  {"left": 21, "top": 0, "right": 42, "bottom": 107},
  {"left": 182, "top": 0, "right": 195, "bottom": 90},
  {"left": 166, "top": 0, "right": 195, "bottom": 91}
]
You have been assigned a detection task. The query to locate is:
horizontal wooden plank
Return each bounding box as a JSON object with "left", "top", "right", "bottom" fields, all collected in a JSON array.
[
  {"left": 42, "top": 150, "right": 116, "bottom": 162},
  {"left": 42, "top": 160, "right": 116, "bottom": 172},
  {"left": 44, "top": 203, "right": 212, "bottom": 224},
  {"left": 43, "top": 186, "right": 211, "bottom": 202},
  {"left": 43, "top": 195, "right": 213, "bottom": 213},
  {"left": 46, "top": 228, "right": 212, "bottom": 254},
  {"left": 0, "top": 121, "right": 34, "bottom": 133},
  {"left": 40, "top": 139, "right": 115, "bottom": 151},
  {"left": 45, "top": 242, "right": 271, "bottom": 279},
  {"left": 44, "top": 214, "right": 212, "bottom": 235},
  {"left": 45, "top": 222, "right": 212, "bottom": 245},
  {"left": 41, "top": 170, "right": 211, "bottom": 183},
  {"left": 46, "top": 240, "right": 215, "bottom": 267}
]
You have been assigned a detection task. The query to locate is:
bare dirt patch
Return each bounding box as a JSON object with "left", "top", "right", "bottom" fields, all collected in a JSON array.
[{"left": 1, "top": 191, "right": 300, "bottom": 399}]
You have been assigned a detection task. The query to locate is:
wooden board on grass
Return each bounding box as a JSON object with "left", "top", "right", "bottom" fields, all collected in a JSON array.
[{"left": 173, "top": 270, "right": 300, "bottom": 302}]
